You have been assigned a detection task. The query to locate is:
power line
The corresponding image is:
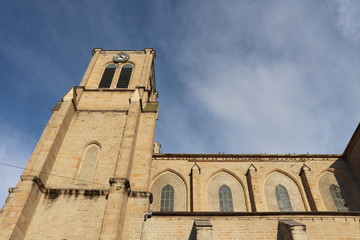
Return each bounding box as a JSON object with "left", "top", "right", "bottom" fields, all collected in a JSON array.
[
  {"left": 0, "top": 162, "right": 112, "bottom": 231},
  {"left": 0, "top": 162, "right": 110, "bottom": 187}
]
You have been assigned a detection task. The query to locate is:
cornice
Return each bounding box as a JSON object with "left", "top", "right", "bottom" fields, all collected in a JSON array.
[
  {"left": 152, "top": 153, "right": 343, "bottom": 162},
  {"left": 151, "top": 211, "right": 360, "bottom": 217}
]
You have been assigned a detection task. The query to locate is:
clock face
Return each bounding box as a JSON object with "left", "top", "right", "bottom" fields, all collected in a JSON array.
[{"left": 113, "top": 53, "right": 130, "bottom": 63}]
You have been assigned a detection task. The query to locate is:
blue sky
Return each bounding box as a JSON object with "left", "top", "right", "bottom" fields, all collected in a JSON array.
[{"left": 1, "top": 0, "right": 360, "bottom": 205}]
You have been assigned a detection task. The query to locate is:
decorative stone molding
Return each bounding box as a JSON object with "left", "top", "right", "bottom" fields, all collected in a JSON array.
[
  {"left": 246, "top": 164, "right": 257, "bottom": 174},
  {"left": 8, "top": 187, "right": 18, "bottom": 193},
  {"left": 300, "top": 164, "right": 311, "bottom": 173},
  {"left": 279, "top": 219, "right": 307, "bottom": 240},
  {"left": 20, "top": 175, "right": 46, "bottom": 192},
  {"left": 246, "top": 164, "right": 259, "bottom": 212},
  {"left": 20, "top": 175, "right": 38, "bottom": 181},
  {"left": 299, "top": 164, "right": 317, "bottom": 211},
  {"left": 33, "top": 176, "right": 46, "bottom": 192},
  {"left": 153, "top": 141, "right": 161, "bottom": 153},
  {"left": 153, "top": 154, "right": 343, "bottom": 162},
  {"left": 51, "top": 102, "right": 63, "bottom": 112},
  {"left": 191, "top": 162, "right": 201, "bottom": 211},
  {"left": 194, "top": 219, "right": 213, "bottom": 240},
  {"left": 143, "top": 102, "right": 159, "bottom": 112},
  {"left": 191, "top": 162, "right": 201, "bottom": 174},
  {"left": 109, "top": 178, "right": 130, "bottom": 191},
  {"left": 129, "top": 191, "right": 153, "bottom": 203},
  {"left": 194, "top": 219, "right": 212, "bottom": 227},
  {"left": 44, "top": 188, "right": 109, "bottom": 200},
  {"left": 130, "top": 88, "right": 141, "bottom": 102},
  {"left": 109, "top": 178, "right": 131, "bottom": 195}
]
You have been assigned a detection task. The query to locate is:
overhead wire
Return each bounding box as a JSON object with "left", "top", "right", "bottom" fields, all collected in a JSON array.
[
  {"left": 0, "top": 161, "right": 112, "bottom": 230},
  {"left": 0, "top": 161, "right": 110, "bottom": 187}
]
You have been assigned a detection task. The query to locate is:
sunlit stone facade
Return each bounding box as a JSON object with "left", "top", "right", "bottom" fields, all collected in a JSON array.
[{"left": 0, "top": 49, "right": 359, "bottom": 240}]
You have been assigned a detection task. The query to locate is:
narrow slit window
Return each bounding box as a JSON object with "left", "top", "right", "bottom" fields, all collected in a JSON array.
[
  {"left": 330, "top": 184, "right": 349, "bottom": 212},
  {"left": 116, "top": 64, "right": 133, "bottom": 88},
  {"left": 99, "top": 64, "right": 116, "bottom": 88},
  {"left": 219, "top": 185, "right": 234, "bottom": 212},
  {"left": 275, "top": 185, "right": 293, "bottom": 212},
  {"left": 160, "top": 184, "right": 174, "bottom": 211}
]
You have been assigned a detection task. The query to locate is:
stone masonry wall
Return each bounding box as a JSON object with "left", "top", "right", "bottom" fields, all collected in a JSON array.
[
  {"left": 143, "top": 215, "right": 360, "bottom": 240},
  {"left": 46, "top": 111, "right": 126, "bottom": 188},
  {"left": 24, "top": 191, "right": 107, "bottom": 239}
]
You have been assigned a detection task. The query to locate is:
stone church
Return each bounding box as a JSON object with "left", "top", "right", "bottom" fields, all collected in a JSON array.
[{"left": 0, "top": 49, "right": 359, "bottom": 240}]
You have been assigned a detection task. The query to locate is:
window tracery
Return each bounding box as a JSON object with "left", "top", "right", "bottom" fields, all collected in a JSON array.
[
  {"left": 330, "top": 184, "right": 349, "bottom": 212},
  {"left": 275, "top": 185, "right": 293, "bottom": 212},
  {"left": 160, "top": 184, "right": 174, "bottom": 211},
  {"left": 219, "top": 185, "right": 234, "bottom": 212}
]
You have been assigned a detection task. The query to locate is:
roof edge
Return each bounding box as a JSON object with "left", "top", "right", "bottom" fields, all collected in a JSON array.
[
  {"left": 153, "top": 153, "right": 342, "bottom": 158},
  {"left": 151, "top": 211, "right": 360, "bottom": 217},
  {"left": 343, "top": 122, "right": 360, "bottom": 157}
]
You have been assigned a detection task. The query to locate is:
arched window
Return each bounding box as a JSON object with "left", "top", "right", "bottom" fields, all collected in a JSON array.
[
  {"left": 160, "top": 184, "right": 174, "bottom": 211},
  {"left": 275, "top": 185, "right": 293, "bottom": 212},
  {"left": 116, "top": 64, "right": 133, "bottom": 88},
  {"left": 99, "top": 64, "right": 116, "bottom": 88},
  {"left": 330, "top": 184, "right": 349, "bottom": 212},
  {"left": 76, "top": 144, "right": 100, "bottom": 184},
  {"left": 219, "top": 185, "right": 234, "bottom": 212}
]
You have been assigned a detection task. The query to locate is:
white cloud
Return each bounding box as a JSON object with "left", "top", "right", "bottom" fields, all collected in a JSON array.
[
  {"left": 157, "top": 0, "right": 360, "bottom": 154},
  {"left": 336, "top": 0, "right": 360, "bottom": 42},
  {"left": 183, "top": 61, "right": 322, "bottom": 153},
  {"left": 189, "top": 62, "right": 304, "bottom": 125}
]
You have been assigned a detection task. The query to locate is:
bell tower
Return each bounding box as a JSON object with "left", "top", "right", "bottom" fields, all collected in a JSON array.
[{"left": 0, "top": 49, "right": 158, "bottom": 239}]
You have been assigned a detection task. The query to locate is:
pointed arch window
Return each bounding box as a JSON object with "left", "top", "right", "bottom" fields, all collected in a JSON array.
[
  {"left": 76, "top": 144, "right": 100, "bottom": 184},
  {"left": 160, "top": 184, "right": 174, "bottom": 211},
  {"left": 99, "top": 64, "right": 116, "bottom": 88},
  {"left": 219, "top": 185, "right": 234, "bottom": 212},
  {"left": 330, "top": 184, "right": 349, "bottom": 212},
  {"left": 116, "top": 64, "right": 133, "bottom": 88},
  {"left": 275, "top": 185, "right": 293, "bottom": 212}
]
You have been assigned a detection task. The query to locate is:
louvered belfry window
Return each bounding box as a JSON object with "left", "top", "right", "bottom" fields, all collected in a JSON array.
[
  {"left": 117, "top": 64, "right": 133, "bottom": 88},
  {"left": 99, "top": 64, "right": 116, "bottom": 88},
  {"left": 160, "top": 184, "right": 174, "bottom": 211},
  {"left": 219, "top": 185, "right": 234, "bottom": 212},
  {"left": 275, "top": 185, "right": 293, "bottom": 212},
  {"left": 330, "top": 184, "right": 349, "bottom": 212}
]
